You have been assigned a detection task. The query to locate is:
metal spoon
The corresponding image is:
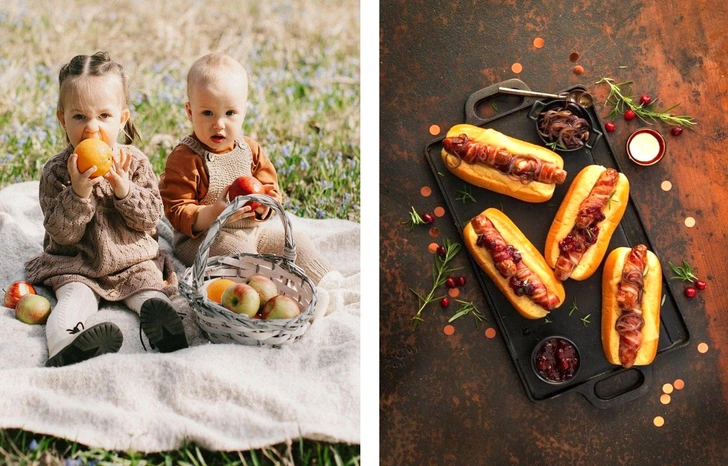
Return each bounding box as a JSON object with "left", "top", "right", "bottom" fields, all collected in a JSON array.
[{"left": 498, "top": 87, "right": 594, "bottom": 108}]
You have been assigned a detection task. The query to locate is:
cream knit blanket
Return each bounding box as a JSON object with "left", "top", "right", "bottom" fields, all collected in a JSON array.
[{"left": 0, "top": 181, "right": 360, "bottom": 452}]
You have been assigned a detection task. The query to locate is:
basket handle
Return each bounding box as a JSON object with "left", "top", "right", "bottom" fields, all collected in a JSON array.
[{"left": 191, "top": 194, "right": 296, "bottom": 291}]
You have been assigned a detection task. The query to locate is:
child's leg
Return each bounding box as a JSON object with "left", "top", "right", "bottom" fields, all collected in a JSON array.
[
  {"left": 125, "top": 290, "right": 188, "bottom": 353},
  {"left": 256, "top": 229, "right": 332, "bottom": 284},
  {"left": 46, "top": 282, "right": 100, "bottom": 357},
  {"left": 45, "top": 282, "right": 123, "bottom": 367}
]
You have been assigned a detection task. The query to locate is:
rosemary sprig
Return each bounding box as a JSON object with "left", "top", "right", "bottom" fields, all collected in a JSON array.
[
  {"left": 669, "top": 260, "right": 698, "bottom": 282},
  {"left": 581, "top": 314, "right": 591, "bottom": 327},
  {"left": 411, "top": 238, "right": 462, "bottom": 329},
  {"left": 448, "top": 300, "right": 488, "bottom": 326},
  {"left": 455, "top": 185, "right": 476, "bottom": 203},
  {"left": 595, "top": 77, "right": 697, "bottom": 128},
  {"left": 403, "top": 206, "right": 426, "bottom": 230},
  {"left": 568, "top": 298, "right": 578, "bottom": 316}
]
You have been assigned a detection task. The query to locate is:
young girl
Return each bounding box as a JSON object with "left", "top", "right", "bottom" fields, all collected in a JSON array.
[
  {"left": 159, "top": 53, "right": 334, "bottom": 289},
  {"left": 25, "top": 51, "right": 188, "bottom": 367}
]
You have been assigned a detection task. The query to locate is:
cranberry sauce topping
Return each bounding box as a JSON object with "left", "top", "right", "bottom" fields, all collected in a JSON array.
[
  {"left": 533, "top": 337, "right": 580, "bottom": 383},
  {"left": 509, "top": 275, "right": 534, "bottom": 297},
  {"left": 476, "top": 235, "right": 522, "bottom": 262},
  {"left": 558, "top": 224, "right": 600, "bottom": 253}
]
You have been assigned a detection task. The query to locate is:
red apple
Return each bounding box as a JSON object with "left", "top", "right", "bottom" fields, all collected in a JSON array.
[
  {"left": 4, "top": 280, "right": 37, "bottom": 309},
  {"left": 228, "top": 175, "right": 264, "bottom": 210},
  {"left": 245, "top": 274, "right": 279, "bottom": 310},
  {"left": 15, "top": 294, "right": 51, "bottom": 325},
  {"left": 220, "top": 283, "right": 261, "bottom": 317},
  {"left": 261, "top": 295, "right": 302, "bottom": 320}
]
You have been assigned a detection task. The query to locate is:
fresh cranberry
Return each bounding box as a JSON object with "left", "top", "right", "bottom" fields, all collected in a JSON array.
[
  {"left": 671, "top": 127, "right": 684, "bottom": 136},
  {"left": 695, "top": 280, "right": 707, "bottom": 290},
  {"left": 685, "top": 287, "right": 697, "bottom": 298},
  {"left": 445, "top": 277, "right": 457, "bottom": 289},
  {"left": 422, "top": 213, "right": 435, "bottom": 224},
  {"left": 604, "top": 122, "right": 616, "bottom": 132},
  {"left": 437, "top": 245, "right": 446, "bottom": 256},
  {"left": 624, "top": 109, "right": 636, "bottom": 121},
  {"left": 440, "top": 297, "right": 450, "bottom": 308},
  {"left": 457, "top": 276, "right": 467, "bottom": 286},
  {"left": 639, "top": 94, "right": 652, "bottom": 105}
]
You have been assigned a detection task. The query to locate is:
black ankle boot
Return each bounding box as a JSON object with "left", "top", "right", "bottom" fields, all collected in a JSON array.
[
  {"left": 46, "top": 322, "right": 123, "bottom": 367},
  {"left": 140, "top": 298, "right": 188, "bottom": 353}
]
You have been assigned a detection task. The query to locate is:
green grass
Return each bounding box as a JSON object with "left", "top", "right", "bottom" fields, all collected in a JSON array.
[
  {"left": 0, "top": 429, "right": 360, "bottom": 465},
  {"left": 0, "top": 0, "right": 360, "bottom": 463}
]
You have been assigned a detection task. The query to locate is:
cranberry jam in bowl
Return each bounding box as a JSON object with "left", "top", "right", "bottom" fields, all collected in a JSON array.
[{"left": 532, "top": 335, "right": 581, "bottom": 384}]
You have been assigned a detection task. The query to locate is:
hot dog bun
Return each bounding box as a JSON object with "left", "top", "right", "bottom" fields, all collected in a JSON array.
[
  {"left": 601, "top": 246, "right": 662, "bottom": 366},
  {"left": 441, "top": 124, "right": 564, "bottom": 203},
  {"left": 464, "top": 208, "right": 565, "bottom": 319},
  {"left": 545, "top": 165, "right": 630, "bottom": 280}
]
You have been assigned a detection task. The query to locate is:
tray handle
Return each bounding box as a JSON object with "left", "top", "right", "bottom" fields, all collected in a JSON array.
[
  {"left": 464, "top": 78, "right": 531, "bottom": 126},
  {"left": 574, "top": 365, "right": 653, "bottom": 409}
]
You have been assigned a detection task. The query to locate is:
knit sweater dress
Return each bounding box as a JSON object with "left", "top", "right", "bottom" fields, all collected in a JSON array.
[{"left": 25, "top": 144, "right": 177, "bottom": 300}]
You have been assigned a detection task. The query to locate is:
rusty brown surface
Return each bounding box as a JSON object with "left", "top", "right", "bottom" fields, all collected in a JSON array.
[{"left": 380, "top": 1, "right": 728, "bottom": 464}]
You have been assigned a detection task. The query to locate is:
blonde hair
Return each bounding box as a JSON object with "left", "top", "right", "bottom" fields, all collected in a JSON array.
[
  {"left": 57, "top": 51, "right": 139, "bottom": 144},
  {"left": 186, "top": 52, "right": 249, "bottom": 100}
]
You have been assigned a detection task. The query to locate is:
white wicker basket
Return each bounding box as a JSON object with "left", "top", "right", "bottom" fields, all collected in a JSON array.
[{"left": 179, "top": 194, "right": 317, "bottom": 347}]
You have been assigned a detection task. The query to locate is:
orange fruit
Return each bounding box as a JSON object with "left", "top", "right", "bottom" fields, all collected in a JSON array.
[
  {"left": 75, "top": 139, "right": 113, "bottom": 178},
  {"left": 206, "top": 278, "right": 237, "bottom": 303}
]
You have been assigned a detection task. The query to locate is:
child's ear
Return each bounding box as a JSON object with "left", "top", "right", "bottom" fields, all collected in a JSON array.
[
  {"left": 57, "top": 110, "right": 66, "bottom": 129},
  {"left": 185, "top": 102, "right": 193, "bottom": 122},
  {"left": 120, "top": 108, "right": 130, "bottom": 126}
]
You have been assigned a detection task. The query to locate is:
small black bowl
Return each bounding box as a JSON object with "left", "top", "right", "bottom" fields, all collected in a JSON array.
[
  {"left": 531, "top": 335, "right": 581, "bottom": 385},
  {"left": 529, "top": 99, "right": 602, "bottom": 153}
]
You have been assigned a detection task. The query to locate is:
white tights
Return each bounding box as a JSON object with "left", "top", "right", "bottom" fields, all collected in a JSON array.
[{"left": 46, "top": 282, "right": 171, "bottom": 357}]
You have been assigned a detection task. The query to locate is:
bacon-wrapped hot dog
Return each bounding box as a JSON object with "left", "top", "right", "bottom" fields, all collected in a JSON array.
[
  {"left": 441, "top": 124, "right": 566, "bottom": 203},
  {"left": 544, "top": 165, "right": 630, "bottom": 281},
  {"left": 602, "top": 245, "right": 662, "bottom": 368},
  {"left": 464, "top": 208, "right": 565, "bottom": 319}
]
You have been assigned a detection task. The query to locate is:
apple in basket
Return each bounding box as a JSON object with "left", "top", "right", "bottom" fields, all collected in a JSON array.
[
  {"left": 15, "top": 294, "right": 51, "bottom": 325},
  {"left": 4, "top": 280, "right": 37, "bottom": 309},
  {"left": 261, "top": 295, "right": 302, "bottom": 320},
  {"left": 220, "top": 283, "right": 260, "bottom": 317},
  {"left": 228, "top": 175, "right": 264, "bottom": 210},
  {"left": 245, "top": 274, "right": 278, "bottom": 309}
]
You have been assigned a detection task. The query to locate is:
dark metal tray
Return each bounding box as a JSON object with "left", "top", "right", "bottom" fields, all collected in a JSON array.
[{"left": 424, "top": 79, "right": 690, "bottom": 408}]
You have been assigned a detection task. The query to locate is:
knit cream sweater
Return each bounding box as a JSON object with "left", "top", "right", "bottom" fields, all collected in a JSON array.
[{"left": 25, "top": 144, "right": 177, "bottom": 300}]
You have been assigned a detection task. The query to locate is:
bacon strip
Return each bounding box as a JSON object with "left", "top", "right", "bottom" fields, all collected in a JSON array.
[
  {"left": 615, "top": 244, "right": 648, "bottom": 368},
  {"left": 471, "top": 215, "right": 517, "bottom": 278},
  {"left": 443, "top": 133, "right": 567, "bottom": 185},
  {"left": 575, "top": 168, "right": 619, "bottom": 228},
  {"left": 472, "top": 214, "right": 560, "bottom": 311},
  {"left": 554, "top": 168, "right": 619, "bottom": 280}
]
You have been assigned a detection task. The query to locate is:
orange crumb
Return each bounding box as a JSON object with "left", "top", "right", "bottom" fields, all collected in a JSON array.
[
  {"left": 663, "top": 383, "right": 674, "bottom": 394},
  {"left": 660, "top": 394, "right": 671, "bottom": 405},
  {"left": 420, "top": 185, "right": 432, "bottom": 197},
  {"left": 674, "top": 379, "right": 685, "bottom": 390},
  {"left": 485, "top": 327, "right": 497, "bottom": 339},
  {"left": 448, "top": 288, "right": 459, "bottom": 298},
  {"left": 573, "top": 65, "right": 585, "bottom": 75},
  {"left": 697, "top": 342, "right": 709, "bottom": 353},
  {"left": 533, "top": 37, "right": 545, "bottom": 48},
  {"left": 429, "top": 227, "right": 440, "bottom": 238},
  {"left": 429, "top": 124, "right": 441, "bottom": 136},
  {"left": 685, "top": 217, "right": 696, "bottom": 228},
  {"left": 653, "top": 416, "right": 665, "bottom": 427},
  {"left": 511, "top": 62, "right": 523, "bottom": 74},
  {"left": 434, "top": 206, "right": 446, "bottom": 217},
  {"left": 661, "top": 180, "right": 672, "bottom": 191},
  {"left": 428, "top": 243, "right": 439, "bottom": 254},
  {"left": 444, "top": 324, "right": 455, "bottom": 336},
  {"left": 569, "top": 52, "right": 580, "bottom": 62}
]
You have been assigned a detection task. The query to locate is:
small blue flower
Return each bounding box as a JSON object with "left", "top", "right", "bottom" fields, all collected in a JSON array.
[
  {"left": 316, "top": 209, "right": 325, "bottom": 219},
  {"left": 64, "top": 458, "right": 82, "bottom": 466},
  {"left": 28, "top": 439, "right": 39, "bottom": 451}
]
